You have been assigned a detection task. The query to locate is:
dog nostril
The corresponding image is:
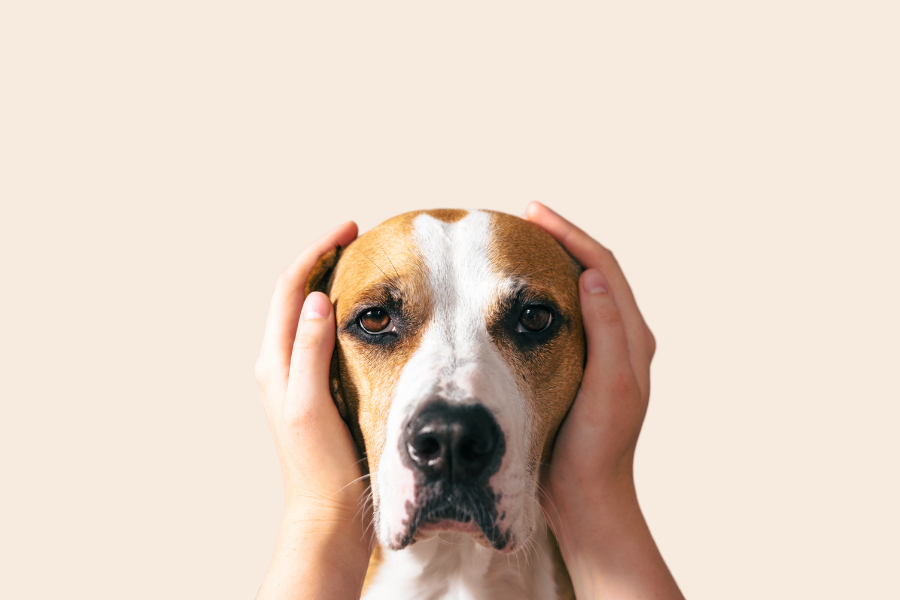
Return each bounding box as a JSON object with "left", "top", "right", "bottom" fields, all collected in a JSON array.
[
  {"left": 403, "top": 401, "right": 505, "bottom": 484},
  {"left": 459, "top": 435, "right": 492, "bottom": 461},
  {"left": 410, "top": 435, "right": 442, "bottom": 462}
]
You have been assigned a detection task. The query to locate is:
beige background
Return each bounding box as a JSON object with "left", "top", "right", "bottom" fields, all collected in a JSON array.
[{"left": 2, "top": 2, "right": 898, "bottom": 598}]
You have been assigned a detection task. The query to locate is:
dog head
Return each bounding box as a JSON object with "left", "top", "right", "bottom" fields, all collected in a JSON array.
[{"left": 307, "top": 209, "right": 585, "bottom": 553}]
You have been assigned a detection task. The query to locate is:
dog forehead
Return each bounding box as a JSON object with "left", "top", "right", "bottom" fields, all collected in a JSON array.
[
  {"left": 327, "top": 209, "right": 585, "bottom": 531},
  {"left": 327, "top": 211, "right": 430, "bottom": 322},
  {"left": 486, "top": 211, "right": 582, "bottom": 297},
  {"left": 330, "top": 209, "right": 579, "bottom": 316}
]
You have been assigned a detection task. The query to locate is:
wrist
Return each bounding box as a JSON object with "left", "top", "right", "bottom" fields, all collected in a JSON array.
[
  {"left": 551, "top": 475, "right": 683, "bottom": 600},
  {"left": 256, "top": 505, "right": 371, "bottom": 600},
  {"left": 281, "top": 498, "right": 371, "bottom": 561},
  {"left": 552, "top": 470, "right": 642, "bottom": 558}
]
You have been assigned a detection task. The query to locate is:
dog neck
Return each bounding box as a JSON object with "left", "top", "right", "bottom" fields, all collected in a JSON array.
[{"left": 362, "top": 514, "right": 561, "bottom": 600}]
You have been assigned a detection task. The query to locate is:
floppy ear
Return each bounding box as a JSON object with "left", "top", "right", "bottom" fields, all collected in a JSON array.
[
  {"left": 554, "top": 242, "right": 587, "bottom": 370},
  {"left": 304, "top": 245, "right": 342, "bottom": 296},
  {"left": 561, "top": 245, "right": 584, "bottom": 278},
  {"left": 303, "top": 245, "right": 354, "bottom": 431}
]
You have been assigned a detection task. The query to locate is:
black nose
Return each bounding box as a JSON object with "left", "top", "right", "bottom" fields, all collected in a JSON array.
[{"left": 403, "top": 401, "right": 504, "bottom": 485}]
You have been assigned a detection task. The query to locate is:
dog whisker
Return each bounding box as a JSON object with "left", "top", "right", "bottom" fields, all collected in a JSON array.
[
  {"left": 379, "top": 243, "right": 401, "bottom": 279},
  {"left": 319, "top": 210, "right": 586, "bottom": 593},
  {"left": 534, "top": 471, "right": 564, "bottom": 530},
  {"left": 325, "top": 473, "right": 371, "bottom": 505}
]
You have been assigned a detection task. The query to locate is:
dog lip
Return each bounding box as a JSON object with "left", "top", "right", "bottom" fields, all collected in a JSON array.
[
  {"left": 422, "top": 504, "right": 474, "bottom": 524},
  {"left": 417, "top": 518, "right": 481, "bottom": 536},
  {"left": 395, "top": 502, "right": 480, "bottom": 548},
  {"left": 397, "top": 495, "right": 510, "bottom": 551}
]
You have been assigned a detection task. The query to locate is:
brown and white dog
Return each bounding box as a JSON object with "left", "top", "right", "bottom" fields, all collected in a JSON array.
[{"left": 306, "top": 209, "right": 585, "bottom": 599}]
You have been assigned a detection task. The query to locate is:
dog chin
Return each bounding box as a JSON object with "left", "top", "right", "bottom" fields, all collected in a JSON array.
[
  {"left": 416, "top": 518, "right": 481, "bottom": 538},
  {"left": 388, "top": 512, "right": 518, "bottom": 553}
]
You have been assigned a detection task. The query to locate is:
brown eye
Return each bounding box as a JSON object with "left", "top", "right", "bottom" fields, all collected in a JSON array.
[
  {"left": 359, "top": 308, "right": 392, "bottom": 334},
  {"left": 518, "top": 306, "right": 552, "bottom": 332}
]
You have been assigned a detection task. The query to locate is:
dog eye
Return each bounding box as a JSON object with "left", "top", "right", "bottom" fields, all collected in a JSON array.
[
  {"left": 359, "top": 308, "right": 393, "bottom": 334},
  {"left": 516, "top": 306, "right": 552, "bottom": 333}
]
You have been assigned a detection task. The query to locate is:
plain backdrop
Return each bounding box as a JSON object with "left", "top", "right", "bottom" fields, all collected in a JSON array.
[{"left": 1, "top": 2, "right": 898, "bottom": 599}]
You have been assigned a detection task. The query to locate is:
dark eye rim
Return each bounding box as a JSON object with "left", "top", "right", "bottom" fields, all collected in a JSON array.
[
  {"left": 517, "top": 305, "right": 554, "bottom": 333},
  {"left": 357, "top": 307, "right": 394, "bottom": 334}
]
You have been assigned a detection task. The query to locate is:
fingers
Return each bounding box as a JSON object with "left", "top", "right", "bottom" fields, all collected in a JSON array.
[
  {"left": 257, "top": 221, "right": 357, "bottom": 388},
  {"left": 524, "top": 202, "right": 654, "bottom": 398},
  {"left": 283, "top": 292, "right": 338, "bottom": 422},
  {"left": 578, "top": 269, "right": 641, "bottom": 401}
]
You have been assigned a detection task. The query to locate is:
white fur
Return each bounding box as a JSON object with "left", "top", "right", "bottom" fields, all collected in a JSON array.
[
  {"left": 367, "top": 210, "right": 556, "bottom": 599},
  {"left": 364, "top": 515, "right": 558, "bottom": 600}
]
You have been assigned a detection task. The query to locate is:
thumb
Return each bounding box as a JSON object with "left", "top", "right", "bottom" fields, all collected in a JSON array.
[
  {"left": 287, "top": 291, "right": 336, "bottom": 404},
  {"left": 579, "top": 269, "right": 639, "bottom": 398},
  {"left": 283, "top": 292, "right": 363, "bottom": 507}
]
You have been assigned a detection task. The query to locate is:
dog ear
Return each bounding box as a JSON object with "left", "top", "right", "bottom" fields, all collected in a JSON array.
[
  {"left": 303, "top": 245, "right": 357, "bottom": 447},
  {"left": 555, "top": 242, "right": 584, "bottom": 277},
  {"left": 569, "top": 253, "right": 585, "bottom": 276},
  {"left": 304, "top": 245, "right": 342, "bottom": 296}
]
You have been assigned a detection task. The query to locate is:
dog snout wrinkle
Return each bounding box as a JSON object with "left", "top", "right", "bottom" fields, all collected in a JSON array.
[{"left": 405, "top": 401, "right": 502, "bottom": 485}]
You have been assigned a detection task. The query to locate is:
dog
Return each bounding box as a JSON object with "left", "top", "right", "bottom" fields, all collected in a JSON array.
[{"left": 306, "top": 209, "right": 585, "bottom": 599}]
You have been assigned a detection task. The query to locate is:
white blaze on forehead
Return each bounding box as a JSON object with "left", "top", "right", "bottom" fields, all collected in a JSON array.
[
  {"left": 407, "top": 209, "right": 522, "bottom": 409},
  {"left": 376, "top": 209, "right": 534, "bottom": 548},
  {"left": 417, "top": 211, "right": 511, "bottom": 345}
]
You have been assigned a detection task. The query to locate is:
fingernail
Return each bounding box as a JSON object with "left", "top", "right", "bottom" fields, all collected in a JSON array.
[
  {"left": 582, "top": 269, "right": 609, "bottom": 294},
  {"left": 302, "top": 292, "right": 331, "bottom": 320}
]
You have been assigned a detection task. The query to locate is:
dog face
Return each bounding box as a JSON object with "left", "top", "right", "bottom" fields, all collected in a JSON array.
[{"left": 311, "top": 209, "right": 584, "bottom": 553}]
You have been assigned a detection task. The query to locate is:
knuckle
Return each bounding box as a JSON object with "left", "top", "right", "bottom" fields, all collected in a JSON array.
[
  {"left": 599, "top": 247, "right": 622, "bottom": 273},
  {"left": 282, "top": 402, "right": 315, "bottom": 432},
  {"left": 594, "top": 303, "right": 623, "bottom": 327},
  {"left": 647, "top": 328, "right": 657, "bottom": 357},
  {"left": 292, "top": 322, "right": 329, "bottom": 355},
  {"left": 255, "top": 357, "right": 289, "bottom": 391},
  {"left": 282, "top": 403, "right": 303, "bottom": 428},
  {"left": 254, "top": 358, "right": 270, "bottom": 385},
  {"left": 274, "top": 270, "right": 290, "bottom": 289},
  {"left": 291, "top": 334, "right": 320, "bottom": 357},
  {"left": 612, "top": 370, "right": 640, "bottom": 398},
  {"left": 598, "top": 246, "right": 615, "bottom": 264}
]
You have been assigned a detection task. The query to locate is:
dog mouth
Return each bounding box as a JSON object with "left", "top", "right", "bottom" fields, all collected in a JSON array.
[
  {"left": 395, "top": 486, "right": 511, "bottom": 551},
  {"left": 422, "top": 503, "right": 475, "bottom": 523}
]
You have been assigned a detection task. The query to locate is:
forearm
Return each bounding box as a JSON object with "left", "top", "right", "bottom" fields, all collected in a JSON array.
[
  {"left": 554, "top": 477, "right": 684, "bottom": 600},
  {"left": 256, "top": 507, "right": 371, "bottom": 600}
]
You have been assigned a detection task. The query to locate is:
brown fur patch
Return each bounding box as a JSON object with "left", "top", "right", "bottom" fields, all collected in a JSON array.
[
  {"left": 422, "top": 208, "right": 468, "bottom": 223},
  {"left": 326, "top": 212, "right": 434, "bottom": 492},
  {"left": 483, "top": 211, "right": 586, "bottom": 465},
  {"left": 322, "top": 209, "right": 583, "bottom": 598},
  {"left": 324, "top": 210, "right": 469, "bottom": 478},
  {"left": 304, "top": 245, "right": 341, "bottom": 297}
]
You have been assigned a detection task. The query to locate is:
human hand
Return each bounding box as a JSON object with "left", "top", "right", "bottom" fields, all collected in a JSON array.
[
  {"left": 526, "top": 201, "right": 654, "bottom": 511},
  {"left": 525, "top": 202, "right": 683, "bottom": 600},
  {"left": 254, "top": 221, "right": 371, "bottom": 600}
]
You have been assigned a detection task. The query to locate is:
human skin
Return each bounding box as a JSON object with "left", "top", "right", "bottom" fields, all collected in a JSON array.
[
  {"left": 254, "top": 205, "right": 684, "bottom": 600},
  {"left": 254, "top": 221, "right": 370, "bottom": 600},
  {"left": 524, "top": 202, "right": 684, "bottom": 600}
]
